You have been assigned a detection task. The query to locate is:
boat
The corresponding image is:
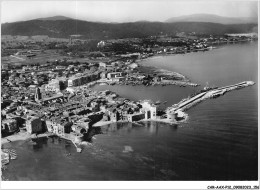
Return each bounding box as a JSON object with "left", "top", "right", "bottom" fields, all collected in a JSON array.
[
  {"left": 203, "top": 82, "right": 218, "bottom": 91},
  {"left": 76, "top": 148, "right": 82, "bottom": 153},
  {"left": 155, "top": 101, "right": 161, "bottom": 105},
  {"left": 9, "top": 149, "right": 17, "bottom": 160},
  {"left": 65, "top": 153, "right": 71, "bottom": 157},
  {"left": 10, "top": 155, "right": 17, "bottom": 160},
  {"left": 2, "top": 149, "right": 9, "bottom": 153},
  {"left": 1, "top": 151, "right": 10, "bottom": 165},
  {"left": 2, "top": 159, "right": 9, "bottom": 165},
  {"left": 1, "top": 165, "right": 7, "bottom": 170}
]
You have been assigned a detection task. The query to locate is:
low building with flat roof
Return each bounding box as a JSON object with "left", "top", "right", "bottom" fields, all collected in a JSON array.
[
  {"left": 2, "top": 119, "right": 18, "bottom": 133},
  {"left": 45, "top": 79, "right": 60, "bottom": 93}
]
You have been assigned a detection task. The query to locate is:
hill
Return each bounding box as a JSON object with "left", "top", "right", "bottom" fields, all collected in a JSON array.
[
  {"left": 35, "top": 15, "right": 74, "bottom": 21},
  {"left": 166, "top": 14, "right": 258, "bottom": 24},
  {"left": 1, "top": 18, "right": 257, "bottom": 39}
]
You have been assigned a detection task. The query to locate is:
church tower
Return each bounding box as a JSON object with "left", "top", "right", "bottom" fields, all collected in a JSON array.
[{"left": 35, "top": 87, "right": 42, "bottom": 102}]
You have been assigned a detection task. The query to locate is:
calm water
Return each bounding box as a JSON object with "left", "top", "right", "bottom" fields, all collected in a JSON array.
[{"left": 3, "top": 42, "right": 258, "bottom": 180}]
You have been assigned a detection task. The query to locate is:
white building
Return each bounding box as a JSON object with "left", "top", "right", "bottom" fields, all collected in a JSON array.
[
  {"left": 68, "top": 72, "right": 100, "bottom": 87},
  {"left": 140, "top": 100, "right": 157, "bottom": 120},
  {"left": 99, "top": 62, "right": 106, "bottom": 68},
  {"left": 46, "top": 120, "right": 64, "bottom": 136},
  {"left": 2, "top": 119, "right": 18, "bottom": 133},
  {"left": 45, "top": 79, "right": 60, "bottom": 93},
  {"left": 66, "top": 87, "right": 75, "bottom": 94},
  {"left": 107, "top": 72, "right": 125, "bottom": 79}
]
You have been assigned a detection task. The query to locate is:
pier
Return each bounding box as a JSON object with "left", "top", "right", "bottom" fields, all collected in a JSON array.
[
  {"left": 58, "top": 134, "right": 82, "bottom": 153},
  {"left": 167, "top": 81, "right": 255, "bottom": 115}
]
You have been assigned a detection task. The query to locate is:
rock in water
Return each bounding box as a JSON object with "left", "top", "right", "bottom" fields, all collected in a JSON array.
[{"left": 123, "top": 146, "right": 133, "bottom": 153}]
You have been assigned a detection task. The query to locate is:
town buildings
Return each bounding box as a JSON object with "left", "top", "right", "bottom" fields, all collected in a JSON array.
[
  {"left": 2, "top": 33, "right": 251, "bottom": 142},
  {"left": 68, "top": 72, "right": 100, "bottom": 87},
  {"left": 45, "top": 79, "right": 61, "bottom": 93},
  {"left": 26, "top": 116, "right": 44, "bottom": 134},
  {"left": 1, "top": 119, "right": 18, "bottom": 134},
  {"left": 140, "top": 100, "right": 157, "bottom": 120}
]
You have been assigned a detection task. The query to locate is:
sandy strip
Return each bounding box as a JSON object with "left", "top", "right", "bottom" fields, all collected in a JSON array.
[
  {"left": 1, "top": 132, "right": 31, "bottom": 145},
  {"left": 92, "top": 121, "right": 116, "bottom": 127}
]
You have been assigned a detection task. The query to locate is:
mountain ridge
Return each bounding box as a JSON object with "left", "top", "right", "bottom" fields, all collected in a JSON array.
[
  {"left": 1, "top": 15, "right": 257, "bottom": 39},
  {"left": 34, "top": 15, "right": 74, "bottom": 21},
  {"left": 165, "top": 13, "right": 258, "bottom": 24}
]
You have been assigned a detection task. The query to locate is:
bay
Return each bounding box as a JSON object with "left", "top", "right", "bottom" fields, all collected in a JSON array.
[{"left": 3, "top": 42, "right": 258, "bottom": 180}]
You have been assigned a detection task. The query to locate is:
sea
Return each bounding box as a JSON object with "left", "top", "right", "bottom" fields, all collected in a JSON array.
[{"left": 2, "top": 41, "right": 258, "bottom": 181}]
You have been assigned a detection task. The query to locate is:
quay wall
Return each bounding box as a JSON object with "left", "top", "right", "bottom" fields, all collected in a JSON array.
[{"left": 167, "top": 81, "right": 255, "bottom": 114}]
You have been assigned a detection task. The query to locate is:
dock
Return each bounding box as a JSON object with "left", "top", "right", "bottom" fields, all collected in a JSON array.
[
  {"left": 167, "top": 81, "right": 255, "bottom": 114},
  {"left": 58, "top": 134, "right": 82, "bottom": 153}
]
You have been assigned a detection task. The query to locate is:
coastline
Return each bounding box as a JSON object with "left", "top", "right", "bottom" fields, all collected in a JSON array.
[
  {"left": 136, "top": 55, "right": 198, "bottom": 86},
  {"left": 136, "top": 47, "right": 213, "bottom": 63},
  {"left": 1, "top": 118, "right": 181, "bottom": 147},
  {"left": 136, "top": 40, "right": 254, "bottom": 65},
  {"left": 92, "top": 118, "right": 182, "bottom": 128},
  {"left": 1, "top": 131, "right": 31, "bottom": 145},
  {"left": 1, "top": 131, "right": 56, "bottom": 145},
  {"left": 2, "top": 80, "right": 254, "bottom": 147}
]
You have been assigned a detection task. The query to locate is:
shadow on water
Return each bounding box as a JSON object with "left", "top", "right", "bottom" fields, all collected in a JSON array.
[
  {"left": 27, "top": 120, "right": 180, "bottom": 151},
  {"left": 82, "top": 126, "right": 102, "bottom": 142},
  {"left": 31, "top": 137, "right": 48, "bottom": 150},
  {"left": 82, "top": 121, "right": 179, "bottom": 143}
]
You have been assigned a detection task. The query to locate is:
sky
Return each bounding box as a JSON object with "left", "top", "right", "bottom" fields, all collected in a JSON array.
[{"left": 1, "top": 0, "right": 258, "bottom": 23}]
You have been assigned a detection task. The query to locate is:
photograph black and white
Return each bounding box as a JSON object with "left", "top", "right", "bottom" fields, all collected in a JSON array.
[{"left": 0, "top": 0, "right": 259, "bottom": 188}]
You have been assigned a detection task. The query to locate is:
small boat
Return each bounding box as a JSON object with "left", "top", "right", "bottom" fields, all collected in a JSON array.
[
  {"left": 65, "top": 153, "right": 71, "bottom": 157},
  {"left": 10, "top": 155, "right": 17, "bottom": 160},
  {"left": 76, "top": 148, "right": 82, "bottom": 153},
  {"left": 155, "top": 101, "right": 161, "bottom": 105},
  {"left": 1, "top": 165, "right": 7, "bottom": 170},
  {"left": 2, "top": 149, "right": 9, "bottom": 153},
  {"left": 9, "top": 152, "right": 17, "bottom": 156},
  {"left": 29, "top": 140, "right": 37, "bottom": 145},
  {"left": 2, "top": 160, "right": 9, "bottom": 165},
  {"left": 10, "top": 149, "right": 16, "bottom": 153},
  {"left": 9, "top": 149, "right": 17, "bottom": 160}
]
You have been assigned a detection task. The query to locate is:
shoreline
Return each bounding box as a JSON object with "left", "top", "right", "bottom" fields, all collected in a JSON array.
[
  {"left": 92, "top": 117, "right": 184, "bottom": 128},
  {"left": 95, "top": 63, "right": 199, "bottom": 87},
  {"left": 136, "top": 40, "right": 254, "bottom": 63},
  {"left": 1, "top": 131, "right": 31, "bottom": 145},
  {"left": 1, "top": 131, "right": 56, "bottom": 146},
  {"left": 135, "top": 54, "right": 199, "bottom": 87},
  {"left": 2, "top": 81, "right": 253, "bottom": 147},
  {"left": 1, "top": 119, "right": 179, "bottom": 146}
]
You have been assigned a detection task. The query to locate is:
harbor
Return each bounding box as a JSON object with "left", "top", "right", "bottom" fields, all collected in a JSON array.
[
  {"left": 0, "top": 0, "right": 259, "bottom": 186},
  {"left": 91, "top": 81, "right": 256, "bottom": 129},
  {"left": 166, "top": 81, "right": 255, "bottom": 119},
  {"left": 1, "top": 41, "right": 258, "bottom": 181}
]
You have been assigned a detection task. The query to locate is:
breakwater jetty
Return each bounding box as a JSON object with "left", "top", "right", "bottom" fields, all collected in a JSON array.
[{"left": 166, "top": 81, "right": 255, "bottom": 119}]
